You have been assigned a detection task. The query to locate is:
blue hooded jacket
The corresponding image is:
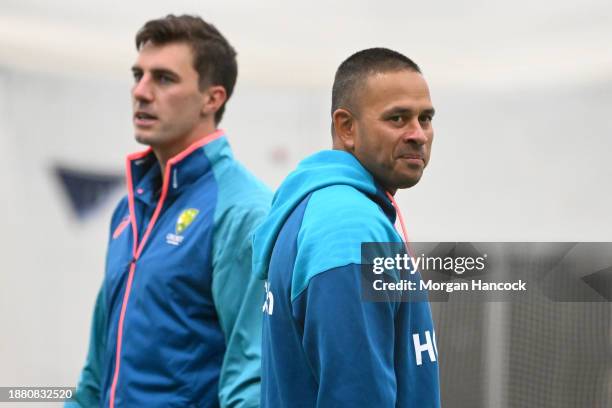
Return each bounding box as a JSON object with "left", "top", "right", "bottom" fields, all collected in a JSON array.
[
  {"left": 69, "top": 131, "right": 271, "bottom": 408},
  {"left": 253, "top": 150, "right": 440, "bottom": 407}
]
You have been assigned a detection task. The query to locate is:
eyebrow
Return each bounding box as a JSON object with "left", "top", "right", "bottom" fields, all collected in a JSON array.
[
  {"left": 130, "top": 66, "right": 180, "bottom": 80},
  {"left": 383, "top": 106, "right": 436, "bottom": 117}
]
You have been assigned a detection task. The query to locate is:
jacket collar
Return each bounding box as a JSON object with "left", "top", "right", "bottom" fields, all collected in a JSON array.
[{"left": 126, "top": 129, "right": 229, "bottom": 206}]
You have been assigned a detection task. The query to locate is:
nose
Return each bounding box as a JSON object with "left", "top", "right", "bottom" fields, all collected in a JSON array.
[
  {"left": 132, "top": 74, "right": 153, "bottom": 103},
  {"left": 402, "top": 118, "right": 428, "bottom": 145}
]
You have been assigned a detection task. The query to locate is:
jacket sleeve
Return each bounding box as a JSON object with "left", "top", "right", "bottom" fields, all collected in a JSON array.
[
  {"left": 65, "top": 285, "right": 107, "bottom": 407},
  {"left": 294, "top": 263, "right": 399, "bottom": 407},
  {"left": 212, "top": 205, "right": 268, "bottom": 408}
]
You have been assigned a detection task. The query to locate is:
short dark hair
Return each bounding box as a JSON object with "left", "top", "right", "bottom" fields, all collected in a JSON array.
[
  {"left": 331, "top": 48, "right": 421, "bottom": 117},
  {"left": 136, "top": 14, "right": 237, "bottom": 124}
]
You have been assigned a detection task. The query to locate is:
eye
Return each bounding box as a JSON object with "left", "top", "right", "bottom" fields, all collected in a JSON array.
[
  {"left": 156, "top": 73, "right": 174, "bottom": 85},
  {"left": 388, "top": 115, "right": 405, "bottom": 126},
  {"left": 132, "top": 71, "right": 143, "bottom": 83},
  {"left": 419, "top": 114, "right": 433, "bottom": 126}
]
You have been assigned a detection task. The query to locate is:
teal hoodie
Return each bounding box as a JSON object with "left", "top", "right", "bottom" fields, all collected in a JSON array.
[{"left": 253, "top": 149, "right": 441, "bottom": 407}]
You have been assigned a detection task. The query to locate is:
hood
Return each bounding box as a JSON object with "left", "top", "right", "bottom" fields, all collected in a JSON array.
[{"left": 253, "top": 149, "right": 395, "bottom": 280}]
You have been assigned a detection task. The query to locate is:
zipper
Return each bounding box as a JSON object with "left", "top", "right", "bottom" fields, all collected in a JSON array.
[
  {"left": 385, "top": 191, "right": 415, "bottom": 258},
  {"left": 107, "top": 130, "right": 224, "bottom": 407}
]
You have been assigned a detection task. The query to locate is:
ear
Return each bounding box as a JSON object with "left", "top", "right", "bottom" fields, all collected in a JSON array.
[
  {"left": 200, "top": 85, "right": 227, "bottom": 118},
  {"left": 332, "top": 108, "right": 356, "bottom": 151}
]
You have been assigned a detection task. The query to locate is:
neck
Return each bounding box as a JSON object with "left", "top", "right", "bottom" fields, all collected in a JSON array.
[
  {"left": 331, "top": 144, "right": 397, "bottom": 196},
  {"left": 331, "top": 136, "right": 349, "bottom": 152},
  {"left": 153, "top": 122, "right": 217, "bottom": 178}
]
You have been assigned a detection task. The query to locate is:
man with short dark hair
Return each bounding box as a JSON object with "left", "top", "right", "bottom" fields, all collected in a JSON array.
[
  {"left": 253, "top": 48, "right": 440, "bottom": 407},
  {"left": 69, "top": 15, "right": 270, "bottom": 407}
]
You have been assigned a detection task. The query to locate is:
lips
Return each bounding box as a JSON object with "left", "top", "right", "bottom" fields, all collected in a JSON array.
[
  {"left": 134, "top": 111, "right": 158, "bottom": 127},
  {"left": 399, "top": 153, "right": 424, "bottom": 161},
  {"left": 398, "top": 153, "right": 425, "bottom": 168},
  {"left": 134, "top": 111, "right": 157, "bottom": 120}
]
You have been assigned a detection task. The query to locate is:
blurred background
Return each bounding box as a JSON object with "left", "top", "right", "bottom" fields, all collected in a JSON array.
[{"left": 0, "top": 0, "right": 611, "bottom": 406}]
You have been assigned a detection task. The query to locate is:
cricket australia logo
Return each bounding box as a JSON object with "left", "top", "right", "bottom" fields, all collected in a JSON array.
[
  {"left": 262, "top": 281, "right": 274, "bottom": 315},
  {"left": 166, "top": 208, "right": 199, "bottom": 246}
]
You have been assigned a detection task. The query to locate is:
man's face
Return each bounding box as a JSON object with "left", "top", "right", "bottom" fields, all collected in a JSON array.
[
  {"left": 351, "top": 69, "right": 435, "bottom": 192},
  {"left": 131, "top": 41, "right": 206, "bottom": 149}
]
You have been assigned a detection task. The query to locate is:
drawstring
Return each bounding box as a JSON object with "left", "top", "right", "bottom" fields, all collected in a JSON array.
[{"left": 385, "top": 191, "right": 415, "bottom": 259}]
